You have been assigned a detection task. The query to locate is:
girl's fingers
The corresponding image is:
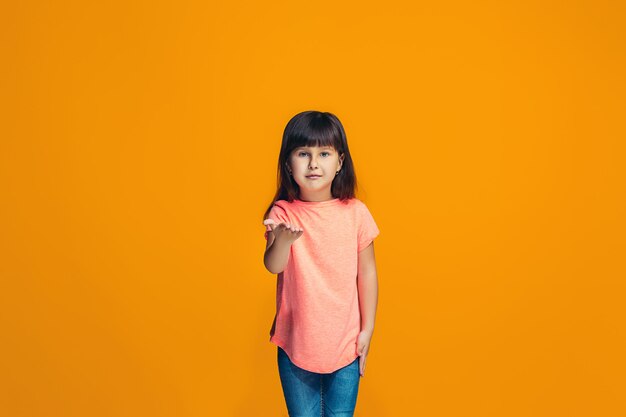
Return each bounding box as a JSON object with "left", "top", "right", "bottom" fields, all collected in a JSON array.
[
  {"left": 262, "top": 220, "right": 303, "bottom": 234},
  {"left": 359, "top": 354, "right": 365, "bottom": 376}
]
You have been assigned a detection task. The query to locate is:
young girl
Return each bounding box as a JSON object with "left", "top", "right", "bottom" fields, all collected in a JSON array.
[{"left": 262, "top": 110, "right": 380, "bottom": 416}]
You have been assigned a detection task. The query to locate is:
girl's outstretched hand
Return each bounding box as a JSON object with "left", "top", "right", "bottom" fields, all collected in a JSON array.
[
  {"left": 356, "top": 329, "right": 373, "bottom": 377},
  {"left": 263, "top": 219, "right": 304, "bottom": 243}
]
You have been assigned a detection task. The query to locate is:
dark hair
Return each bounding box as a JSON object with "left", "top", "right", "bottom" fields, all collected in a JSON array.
[{"left": 263, "top": 110, "right": 357, "bottom": 221}]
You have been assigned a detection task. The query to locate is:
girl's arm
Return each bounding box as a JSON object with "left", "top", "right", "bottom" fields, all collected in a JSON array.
[
  {"left": 263, "top": 221, "right": 302, "bottom": 274},
  {"left": 357, "top": 242, "right": 379, "bottom": 333}
]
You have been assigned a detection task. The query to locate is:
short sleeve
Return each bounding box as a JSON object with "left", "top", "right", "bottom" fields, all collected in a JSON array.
[
  {"left": 264, "top": 203, "right": 290, "bottom": 240},
  {"left": 358, "top": 202, "right": 380, "bottom": 251}
]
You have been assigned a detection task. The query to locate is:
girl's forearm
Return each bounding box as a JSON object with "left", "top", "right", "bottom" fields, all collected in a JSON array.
[
  {"left": 264, "top": 238, "right": 292, "bottom": 274},
  {"left": 357, "top": 272, "right": 378, "bottom": 333}
]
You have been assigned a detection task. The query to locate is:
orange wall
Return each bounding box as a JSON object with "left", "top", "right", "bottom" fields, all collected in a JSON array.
[{"left": 1, "top": 1, "right": 624, "bottom": 416}]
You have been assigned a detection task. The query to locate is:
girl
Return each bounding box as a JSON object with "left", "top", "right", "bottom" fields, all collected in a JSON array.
[{"left": 262, "top": 110, "right": 380, "bottom": 417}]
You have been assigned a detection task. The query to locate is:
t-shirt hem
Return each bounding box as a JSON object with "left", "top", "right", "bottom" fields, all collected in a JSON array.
[{"left": 270, "top": 336, "right": 359, "bottom": 374}]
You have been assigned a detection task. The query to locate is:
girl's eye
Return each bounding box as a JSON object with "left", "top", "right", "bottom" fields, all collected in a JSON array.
[{"left": 298, "top": 152, "right": 331, "bottom": 157}]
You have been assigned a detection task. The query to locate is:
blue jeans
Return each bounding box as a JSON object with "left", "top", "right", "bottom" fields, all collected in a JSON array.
[{"left": 277, "top": 346, "right": 360, "bottom": 417}]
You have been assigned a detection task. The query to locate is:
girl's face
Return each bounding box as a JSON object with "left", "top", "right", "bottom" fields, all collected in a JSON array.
[{"left": 287, "top": 145, "right": 344, "bottom": 201}]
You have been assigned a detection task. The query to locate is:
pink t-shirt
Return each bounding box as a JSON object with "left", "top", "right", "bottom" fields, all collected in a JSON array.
[{"left": 264, "top": 197, "right": 380, "bottom": 373}]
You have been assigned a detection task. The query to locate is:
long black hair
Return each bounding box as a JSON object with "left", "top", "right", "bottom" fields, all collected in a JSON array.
[{"left": 263, "top": 110, "right": 357, "bottom": 221}]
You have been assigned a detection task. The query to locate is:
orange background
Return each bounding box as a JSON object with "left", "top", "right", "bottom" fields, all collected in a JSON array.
[{"left": 1, "top": 1, "right": 625, "bottom": 416}]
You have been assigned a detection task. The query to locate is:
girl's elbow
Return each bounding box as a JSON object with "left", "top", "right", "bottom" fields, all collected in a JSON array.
[{"left": 263, "top": 260, "right": 283, "bottom": 275}]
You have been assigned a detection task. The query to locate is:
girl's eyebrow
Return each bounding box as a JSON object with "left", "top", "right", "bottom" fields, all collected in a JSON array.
[{"left": 295, "top": 146, "right": 333, "bottom": 150}]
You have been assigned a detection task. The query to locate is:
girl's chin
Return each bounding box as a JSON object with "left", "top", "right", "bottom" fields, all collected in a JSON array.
[{"left": 298, "top": 183, "right": 327, "bottom": 189}]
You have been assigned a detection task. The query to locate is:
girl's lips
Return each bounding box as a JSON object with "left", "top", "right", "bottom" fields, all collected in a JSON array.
[{"left": 306, "top": 175, "right": 321, "bottom": 179}]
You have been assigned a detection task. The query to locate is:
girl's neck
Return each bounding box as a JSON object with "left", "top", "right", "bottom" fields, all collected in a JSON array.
[
  {"left": 297, "top": 189, "right": 334, "bottom": 203},
  {"left": 292, "top": 197, "right": 341, "bottom": 207}
]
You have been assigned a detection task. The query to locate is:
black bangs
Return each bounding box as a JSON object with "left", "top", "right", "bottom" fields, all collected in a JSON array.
[{"left": 290, "top": 114, "right": 343, "bottom": 152}]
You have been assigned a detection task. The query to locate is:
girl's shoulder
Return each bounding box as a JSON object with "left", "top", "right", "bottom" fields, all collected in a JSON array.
[
  {"left": 343, "top": 197, "right": 367, "bottom": 210},
  {"left": 349, "top": 197, "right": 365, "bottom": 206},
  {"left": 271, "top": 199, "right": 291, "bottom": 209}
]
